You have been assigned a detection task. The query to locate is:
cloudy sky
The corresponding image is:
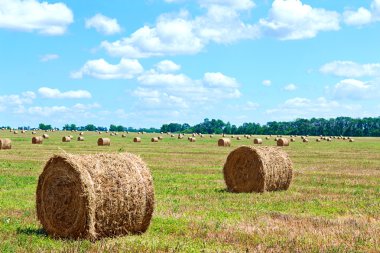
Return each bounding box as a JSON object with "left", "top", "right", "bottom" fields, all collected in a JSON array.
[{"left": 1, "top": 0, "right": 380, "bottom": 128}]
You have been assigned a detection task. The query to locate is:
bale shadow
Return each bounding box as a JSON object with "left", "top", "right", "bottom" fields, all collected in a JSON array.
[
  {"left": 215, "top": 188, "right": 230, "bottom": 193},
  {"left": 16, "top": 227, "right": 47, "bottom": 237}
]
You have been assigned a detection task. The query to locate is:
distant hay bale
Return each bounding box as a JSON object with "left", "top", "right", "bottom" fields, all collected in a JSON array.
[
  {"left": 266, "top": 137, "right": 270, "bottom": 140},
  {"left": 98, "top": 132, "right": 102, "bottom": 135},
  {"left": 231, "top": 135, "right": 235, "bottom": 138},
  {"left": 62, "top": 136, "right": 71, "bottom": 142},
  {"left": 171, "top": 134, "right": 175, "bottom": 137},
  {"left": 301, "top": 136, "right": 305, "bottom": 140},
  {"left": 133, "top": 137, "right": 141, "bottom": 143},
  {"left": 158, "top": 136, "right": 163, "bottom": 140},
  {"left": 210, "top": 135, "right": 213, "bottom": 138},
  {"left": 122, "top": 134, "right": 127, "bottom": 138},
  {"left": 236, "top": 137, "right": 241, "bottom": 140},
  {"left": 77, "top": 136, "right": 85, "bottom": 141},
  {"left": 316, "top": 139, "right": 321, "bottom": 142},
  {"left": 151, "top": 137, "right": 158, "bottom": 142},
  {"left": 32, "top": 136, "right": 43, "bottom": 144},
  {"left": 274, "top": 137, "right": 279, "bottom": 142},
  {"left": 43, "top": 134, "right": 49, "bottom": 139},
  {"left": 178, "top": 135, "right": 183, "bottom": 139},
  {"left": 223, "top": 146, "right": 293, "bottom": 193},
  {"left": 349, "top": 139, "right": 355, "bottom": 142},
  {"left": 343, "top": 137, "right": 347, "bottom": 140},
  {"left": 0, "top": 138, "right": 12, "bottom": 149},
  {"left": 303, "top": 138, "right": 309, "bottom": 143},
  {"left": 36, "top": 152, "right": 154, "bottom": 240},
  {"left": 218, "top": 138, "right": 231, "bottom": 147},
  {"left": 32, "top": 131, "right": 37, "bottom": 135},
  {"left": 290, "top": 138, "right": 296, "bottom": 142},
  {"left": 21, "top": 130, "right": 25, "bottom": 134},
  {"left": 80, "top": 132, "right": 84, "bottom": 136},
  {"left": 326, "top": 138, "right": 332, "bottom": 142},
  {"left": 277, "top": 138, "right": 289, "bottom": 147},
  {"left": 98, "top": 138, "right": 110, "bottom": 146},
  {"left": 13, "top": 131, "right": 18, "bottom": 134},
  {"left": 189, "top": 137, "right": 196, "bottom": 142},
  {"left": 253, "top": 138, "right": 262, "bottom": 144}
]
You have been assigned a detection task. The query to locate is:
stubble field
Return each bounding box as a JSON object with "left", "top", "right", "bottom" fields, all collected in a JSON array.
[{"left": 0, "top": 130, "right": 380, "bottom": 252}]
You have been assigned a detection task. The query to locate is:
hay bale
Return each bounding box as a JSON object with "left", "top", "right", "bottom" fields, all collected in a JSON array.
[
  {"left": 62, "top": 136, "right": 71, "bottom": 142},
  {"left": 303, "top": 138, "right": 309, "bottom": 143},
  {"left": 80, "top": 132, "right": 84, "bottom": 136},
  {"left": 43, "top": 134, "right": 49, "bottom": 139},
  {"left": 253, "top": 138, "right": 262, "bottom": 144},
  {"left": 98, "top": 138, "right": 110, "bottom": 146},
  {"left": 189, "top": 137, "right": 196, "bottom": 142},
  {"left": 122, "top": 134, "right": 127, "bottom": 138},
  {"left": 316, "top": 139, "right": 321, "bottom": 142},
  {"left": 36, "top": 152, "right": 154, "bottom": 240},
  {"left": 266, "top": 137, "right": 270, "bottom": 140},
  {"left": 290, "top": 138, "right": 296, "bottom": 142},
  {"left": 349, "top": 139, "right": 355, "bottom": 142},
  {"left": 0, "top": 138, "right": 12, "bottom": 149},
  {"left": 32, "top": 131, "right": 37, "bottom": 135},
  {"left": 151, "top": 137, "right": 158, "bottom": 142},
  {"left": 13, "top": 131, "right": 18, "bottom": 134},
  {"left": 236, "top": 137, "right": 241, "bottom": 140},
  {"left": 133, "top": 137, "right": 141, "bottom": 143},
  {"left": 177, "top": 135, "right": 183, "bottom": 139},
  {"left": 210, "top": 135, "right": 213, "bottom": 138},
  {"left": 77, "top": 136, "right": 85, "bottom": 141},
  {"left": 274, "top": 137, "right": 279, "bottom": 142},
  {"left": 277, "top": 138, "right": 289, "bottom": 146},
  {"left": 246, "top": 136, "right": 251, "bottom": 139},
  {"left": 218, "top": 138, "right": 231, "bottom": 147},
  {"left": 171, "top": 134, "right": 175, "bottom": 137},
  {"left": 32, "top": 136, "right": 43, "bottom": 144},
  {"left": 326, "top": 138, "right": 332, "bottom": 142},
  {"left": 223, "top": 146, "right": 293, "bottom": 193},
  {"left": 158, "top": 136, "right": 163, "bottom": 140}
]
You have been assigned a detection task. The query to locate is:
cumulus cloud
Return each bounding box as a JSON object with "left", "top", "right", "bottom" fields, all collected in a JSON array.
[
  {"left": 71, "top": 58, "right": 144, "bottom": 79},
  {"left": 0, "top": 91, "right": 36, "bottom": 113},
  {"left": 333, "top": 79, "right": 380, "bottom": 100},
  {"left": 343, "top": 0, "right": 380, "bottom": 26},
  {"left": 203, "top": 72, "right": 239, "bottom": 88},
  {"left": 262, "top": 80, "right": 272, "bottom": 86},
  {"left": 0, "top": 0, "right": 73, "bottom": 35},
  {"left": 320, "top": 61, "right": 380, "bottom": 78},
  {"left": 100, "top": 2, "right": 259, "bottom": 58},
  {"left": 155, "top": 60, "right": 181, "bottom": 72},
  {"left": 38, "top": 87, "right": 92, "bottom": 99},
  {"left": 284, "top": 83, "right": 297, "bottom": 91},
  {"left": 259, "top": 0, "right": 340, "bottom": 40},
  {"left": 40, "top": 54, "right": 59, "bottom": 62},
  {"left": 85, "top": 14, "right": 121, "bottom": 35}
]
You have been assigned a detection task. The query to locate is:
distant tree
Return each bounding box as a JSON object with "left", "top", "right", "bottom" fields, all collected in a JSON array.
[{"left": 39, "top": 123, "right": 52, "bottom": 130}]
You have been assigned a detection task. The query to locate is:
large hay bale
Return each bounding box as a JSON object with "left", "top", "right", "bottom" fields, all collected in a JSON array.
[
  {"left": 0, "top": 138, "right": 12, "bottom": 149},
  {"left": 98, "top": 138, "right": 110, "bottom": 146},
  {"left": 223, "top": 146, "right": 293, "bottom": 193},
  {"left": 62, "top": 136, "right": 71, "bottom": 142},
  {"left": 277, "top": 138, "right": 289, "bottom": 146},
  {"left": 253, "top": 138, "right": 262, "bottom": 144},
  {"left": 151, "top": 137, "right": 158, "bottom": 142},
  {"left": 43, "top": 134, "right": 49, "bottom": 139},
  {"left": 36, "top": 153, "right": 154, "bottom": 240},
  {"left": 133, "top": 137, "right": 141, "bottom": 143},
  {"left": 32, "top": 136, "right": 43, "bottom": 144},
  {"left": 77, "top": 136, "right": 85, "bottom": 141},
  {"left": 218, "top": 138, "right": 231, "bottom": 147}
]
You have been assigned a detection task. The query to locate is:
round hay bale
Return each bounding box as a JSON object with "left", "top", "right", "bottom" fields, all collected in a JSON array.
[
  {"left": 0, "top": 138, "right": 12, "bottom": 149},
  {"left": 122, "top": 134, "right": 127, "bottom": 138},
  {"left": 151, "top": 137, "right": 158, "bottom": 142},
  {"left": 43, "top": 134, "right": 49, "bottom": 139},
  {"left": 62, "top": 136, "right": 71, "bottom": 142},
  {"left": 326, "top": 138, "right": 332, "bottom": 142},
  {"left": 98, "top": 138, "right": 110, "bottom": 146},
  {"left": 290, "top": 138, "right": 296, "bottom": 142},
  {"left": 36, "top": 152, "right": 154, "bottom": 240},
  {"left": 218, "top": 138, "right": 231, "bottom": 147},
  {"left": 303, "top": 138, "right": 309, "bottom": 143},
  {"left": 32, "top": 136, "right": 43, "bottom": 144},
  {"left": 223, "top": 146, "right": 293, "bottom": 193},
  {"left": 210, "top": 135, "right": 213, "bottom": 138},
  {"left": 231, "top": 135, "right": 235, "bottom": 138},
  {"left": 80, "top": 132, "right": 84, "bottom": 136},
  {"left": 133, "top": 137, "right": 141, "bottom": 143},
  {"left": 158, "top": 136, "right": 163, "bottom": 140},
  {"left": 32, "top": 131, "right": 37, "bottom": 135},
  {"left": 189, "top": 137, "right": 196, "bottom": 142},
  {"left": 253, "top": 138, "right": 262, "bottom": 144},
  {"left": 349, "top": 139, "right": 355, "bottom": 142},
  {"left": 266, "top": 137, "right": 270, "bottom": 140},
  {"left": 236, "top": 137, "right": 241, "bottom": 140},
  {"left": 98, "top": 132, "right": 102, "bottom": 135},
  {"left": 316, "top": 139, "right": 321, "bottom": 142},
  {"left": 171, "top": 134, "right": 175, "bottom": 138},
  {"left": 178, "top": 135, "right": 183, "bottom": 139},
  {"left": 13, "top": 131, "right": 18, "bottom": 134},
  {"left": 274, "top": 137, "right": 279, "bottom": 142},
  {"left": 77, "top": 136, "right": 85, "bottom": 141},
  {"left": 277, "top": 138, "right": 289, "bottom": 147}
]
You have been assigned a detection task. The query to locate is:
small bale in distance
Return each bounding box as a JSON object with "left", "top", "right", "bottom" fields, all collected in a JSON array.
[
  {"left": 303, "top": 138, "right": 309, "bottom": 143},
  {"left": 133, "top": 137, "right": 141, "bottom": 143},
  {"left": 223, "top": 146, "right": 293, "bottom": 193},
  {"left": 98, "top": 138, "right": 110, "bottom": 146},
  {"left": 32, "top": 136, "right": 43, "bottom": 144},
  {"left": 253, "top": 138, "right": 262, "bottom": 144},
  {"left": 158, "top": 136, "right": 163, "bottom": 140},
  {"left": 189, "top": 137, "right": 196, "bottom": 142},
  {"left": 62, "top": 136, "right": 71, "bottom": 142},
  {"left": 236, "top": 137, "right": 241, "bottom": 140},
  {"left": 77, "top": 136, "right": 85, "bottom": 141},
  {"left": 36, "top": 152, "right": 154, "bottom": 240},
  {"left": 290, "top": 138, "right": 296, "bottom": 142},
  {"left": 218, "top": 138, "right": 231, "bottom": 147},
  {"left": 151, "top": 137, "right": 159, "bottom": 142},
  {"left": 0, "top": 138, "right": 12, "bottom": 149},
  {"left": 349, "top": 139, "right": 355, "bottom": 142},
  {"left": 277, "top": 138, "right": 289, "bottom": 147},
  {"left": 43, "top": 134, "right": 49, "bottom": 139}
]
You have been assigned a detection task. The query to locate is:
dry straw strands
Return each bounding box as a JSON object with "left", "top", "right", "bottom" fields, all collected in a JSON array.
[
  {"left": 0, "top": 138, "right": 12, "bottom": 149},
  {"left": 218, "top": 138, "right": 231, "bottom": 147},
  {"left": 151, "top": 137, "right": 159, "bottom": 142},
  {"left": 277, "top": 138, "right": 289, "bottom": 147},
  {"left": 36, "top": 152, "right": 154, "bottom": 240},
  {"left": 62, "top": 136, "right": 71, "bottom": 142},
  {"left": 98, "top": 138, "right": 110, "bottom": 146},
  {"left": 253, "top": 138, "right": 262, "bottom": 144},
  {"left": 223, "top": 146, "right": 293, "bottom": 193},
  {"left": 32, "top": 136, "right": 43, "bottom": 144},
  {"left": 77, "top": 137, "right": 85, "bottom": 141},
  {"left": 133, "top": 137, "right": 141, "bottom": 143}
]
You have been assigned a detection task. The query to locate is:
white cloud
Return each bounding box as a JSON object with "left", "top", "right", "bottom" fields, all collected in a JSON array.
[
  {"left": 203, "top": 72, "right": 239, "bottom": 88},
  {"left": 333, "top": 79, "right": 380, "bottom": 100},
  {"left": 101, "top": 3, "right": 259, "bottom": 58},
  {"left": 199, "top": 0, "right": 255, "bottom": 11},
  {"left": 71, "top": 58, "right": 144, "bottom": 79},
  {"left": 343, "top": 0, "right": 380, "bottom": 26},
  {"left": 320, "top": 61, "right": 380, "bottom": 78},
  {"left": 28, "top": 106, "right": 68, "bottom": 116},
  {"left": 0, "top": 91, "right": 36, "bottom": 113},
  {"left": 0, "top": 0, "right": 73, "bottom": 35},
  {"left": 38, "top": 87, "right": 92, "bottom": 99},
  {"left": 85, "top": 14, "right": 121, "bottom": 35},
  {"left": 262, "top": 80, "right": 271, "bottom": 86},
  {"left": 259, "top": 0, "right": 340, "bottom": 40},
  {"left": 72, "top": 103, "right": 101, "bottom": 111},
  {"left": 284, "top": 83, "right": 297, "bottom": 91},
  {"left": 40, "top": 54, "right": 59, "bottom": 62},
  {"left": 155, "top": 60, "right": 181, "bottom": 72},
  {"left": 243, "top": 101, "right": 259, "bottom": 110}
]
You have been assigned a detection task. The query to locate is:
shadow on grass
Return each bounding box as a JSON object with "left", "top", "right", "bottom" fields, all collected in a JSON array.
[
  {"left": 215, "top": 188, "right": 230, "bottom": 193},
  {"left": 17, "top": 227, "right": 47, "bottom": 237}
]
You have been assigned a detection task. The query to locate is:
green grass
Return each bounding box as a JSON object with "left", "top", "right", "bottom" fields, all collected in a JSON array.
[{"left": 1, "top": 131, "right": 380, "bottom": 252}]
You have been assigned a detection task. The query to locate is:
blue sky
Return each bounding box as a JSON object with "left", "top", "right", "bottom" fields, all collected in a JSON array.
[{"left": 1, "top": 0, "right": 380, "bottom": 128}]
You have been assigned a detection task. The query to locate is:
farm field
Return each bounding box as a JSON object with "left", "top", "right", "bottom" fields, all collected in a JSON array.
[{"left": 1, "top": 130, "right": 380, "bottom": 252}]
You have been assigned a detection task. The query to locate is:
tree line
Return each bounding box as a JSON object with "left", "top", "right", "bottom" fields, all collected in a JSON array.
[{"left": 2, "top": 116, "right": 380, "bottom": 136}]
